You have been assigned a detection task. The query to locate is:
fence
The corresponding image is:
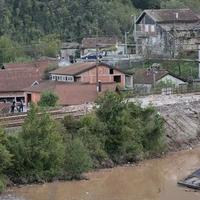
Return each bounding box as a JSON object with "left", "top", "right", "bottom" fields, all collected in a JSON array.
[{"left": 122, "top": 84, "right": 200, "bottom": 97}]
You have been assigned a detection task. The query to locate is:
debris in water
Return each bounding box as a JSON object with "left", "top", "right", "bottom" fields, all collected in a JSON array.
[{"left": 178, "top": 168, "right": 200, "bottom": 190}]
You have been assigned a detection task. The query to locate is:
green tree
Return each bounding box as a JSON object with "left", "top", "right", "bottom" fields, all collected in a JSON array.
[
  {"left": 78, "top": 115, "right": 109, "bottom": 167},
  {"left": 7, "top": 105, "right": 65, "bottom": 183},
  {"left": 0, "top": 36, "right": 24, "bottom": 63},
  {"left": 64, "top": 138, "right": 92, "bottom": 179},
  {"left": 0, "top": 128, "right": 12, "bottom": 192},
  {"left": 38, "top": 91, "right": 59, "bottom": 107}
]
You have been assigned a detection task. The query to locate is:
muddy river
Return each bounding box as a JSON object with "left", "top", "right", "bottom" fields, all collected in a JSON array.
[{"left": 2, "top": 147, "right": 200, "bottom": 200}]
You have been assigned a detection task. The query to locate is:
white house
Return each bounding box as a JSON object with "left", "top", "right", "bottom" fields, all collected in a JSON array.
[{"left": 133, "top": 68, "right": 186, "bottom": 93}]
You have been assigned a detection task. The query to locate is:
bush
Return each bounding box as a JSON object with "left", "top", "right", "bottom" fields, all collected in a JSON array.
[
  {"left": 38, "top": 91, "right": 59, "bottom": 107},
  {"left": 64, "top": 138, "right": 92, "bottom": 179},
  {"left": 95, "top": 92, "right": 165, "bottom": 163},
  {"left": 78, "top": 115, "right": 108, "bottom": 167}
]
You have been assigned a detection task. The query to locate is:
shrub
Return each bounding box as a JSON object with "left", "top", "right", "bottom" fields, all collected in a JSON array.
[
  {"left": 38, "top": 91, "right": 58, "bottom": 107},
  {"left": 64, "top": 138, "right": 92, "bottom": 179},
  {"left": 95, "top": 92, "right": 165, "bottom": 163},
  {"left": 78, "top": 115, "right": 108, "bottom": 167}
]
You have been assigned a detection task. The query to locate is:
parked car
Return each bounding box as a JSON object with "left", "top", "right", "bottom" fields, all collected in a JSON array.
[{"left": 81, "top": 53, "right": 103, "bottom": 60}]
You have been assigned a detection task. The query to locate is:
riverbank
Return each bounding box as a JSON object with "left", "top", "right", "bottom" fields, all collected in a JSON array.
[
  {"left": 2, "top": 146, "right": 200, "bottom": 200},
  {"left": 1, "top": 92, "right": 200, "bottom": 196}
]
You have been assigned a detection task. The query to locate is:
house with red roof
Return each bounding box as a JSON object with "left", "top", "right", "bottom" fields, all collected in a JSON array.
[
  {"left": 49, "top": 62, "right": 133, "bottom": 88},
  {"left": 24, "top": 62, "right": 132, "bottom": 106},
  {"left": 0, "top": 58, "right": 57, "bottom": 104}
]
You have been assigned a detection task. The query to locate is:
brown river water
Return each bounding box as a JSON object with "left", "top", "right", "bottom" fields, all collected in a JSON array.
[{"left": 2, "top": 147, "right": 200, "bottom": 200}]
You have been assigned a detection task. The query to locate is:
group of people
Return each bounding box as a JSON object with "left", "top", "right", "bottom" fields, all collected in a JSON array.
[{"left": 10, "top": 100, "right": 24, "bottom": 113}]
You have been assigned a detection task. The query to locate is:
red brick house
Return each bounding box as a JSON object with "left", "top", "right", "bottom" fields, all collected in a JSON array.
[{"left": 49, "top": 62, "right": 133, "bottom": 88}]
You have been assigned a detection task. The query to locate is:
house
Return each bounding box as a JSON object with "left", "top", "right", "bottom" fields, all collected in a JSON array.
[
  {"left": 133, "top": 68, "right": 186, "bottom": 93},
  {"left": 23, "top": 81, "right": 117, "bottom": 106},
  {"left": 60, "top": 42, "right": 80, "bottom": 64},
  {"left": 136, "top": 9, "right": 200, "bottom": 57},
  {"left": 0, "top": 58, "right": 57, "bottom": 103},
  {"left": 81, "top": 37, "right": 125, "bottom": 56},
  {"left": 49, "top": 62, "right": 133, "bottom": 88}
]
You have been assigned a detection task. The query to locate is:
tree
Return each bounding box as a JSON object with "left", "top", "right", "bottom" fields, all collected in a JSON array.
[
  {"left": 38, "top": 91, "right": 58, "bottom": 107},
  {"left": 7, "top": 105, "right": 65, "bottom": 183},
  {"left": 0, "top": 128, "right": 12, "bottom": 192},
  {"left": 0, "top": 36, "right": 24, "bottom": 63},
  {"left": 64, "top": 138, "right": 92, "bottom": 179}
]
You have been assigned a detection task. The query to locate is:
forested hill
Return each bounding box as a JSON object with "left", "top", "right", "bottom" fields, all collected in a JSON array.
[
  {"left": 0, "top": 0, "right": 136, "bottom": 43},
  {"left": 0, "top": 0, "right": 200, "bottom": 44}
]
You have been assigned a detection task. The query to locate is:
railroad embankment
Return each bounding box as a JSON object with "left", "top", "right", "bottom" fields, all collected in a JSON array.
[{"left": 130, "top": 93, "right": 200, "bottom": 151}]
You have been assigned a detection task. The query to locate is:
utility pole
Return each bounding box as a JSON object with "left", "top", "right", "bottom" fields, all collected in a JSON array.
[
  {"left": 133, "top": 16, "right": 138, "bottom": 55},
  {"left": 96, "top": 19, "right": 99, "bottom": 92},
  {"left": 198, "top": 43, "right": 200, "bottom": 79},
  {"left": 125, "top": 31, "right": 128, "bottom": 55}
]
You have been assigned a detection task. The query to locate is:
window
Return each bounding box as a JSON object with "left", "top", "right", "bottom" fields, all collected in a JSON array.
[
  {"left": 110, "top": 69, "right": 114, "bottom": 74},
  {"left": 151, "top": 25, "right": 155, "bottom": 32},
  {"left": 67, "top": 76, "right": 74, "bottom": 82},
  {"left": 114, "top": 75, "right": 121, "bottom": 83},
  {"left": 145, "top": 25, "right": 149, "bottom": 32},
  {"left": 52, "top": 75, "right": 56, "bottom": 81},
  {"left": 58, "top": 76, "right": 63, "bottom": 81}
]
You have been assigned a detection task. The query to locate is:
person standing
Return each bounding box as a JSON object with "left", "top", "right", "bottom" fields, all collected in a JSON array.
[
  {"left": 11, "top": 101, "right": 15, "bottom": 113},
  {"left": 19, "top": 100, "right": 24, "bottom": 112}
]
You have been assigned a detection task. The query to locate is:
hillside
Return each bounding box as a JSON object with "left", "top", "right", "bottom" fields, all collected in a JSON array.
[{"left": 0, "top": 0, "right": 199, "bottom": 44}]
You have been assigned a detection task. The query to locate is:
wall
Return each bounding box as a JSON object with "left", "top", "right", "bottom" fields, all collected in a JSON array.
[
  {"left": 79, "top": 65, "right": 126, "bottom": 87},
  {"left": 134, "top": 84, "right": 152, "bottom": 93},
  {"left": 25, "top": 92, "right": 41, "bottom": 106}
]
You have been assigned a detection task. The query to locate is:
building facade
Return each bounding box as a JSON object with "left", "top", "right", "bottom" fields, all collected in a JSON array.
[
  {"left": 136, "top": 9, "right": 200, "bottom": 58},
  {"left": 49, "top": 62, "right": 133, "bottom": 88}
]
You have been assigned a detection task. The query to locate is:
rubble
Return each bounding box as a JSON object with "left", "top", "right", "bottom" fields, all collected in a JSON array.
[{"left": 130, "top": 93, "right": 200, "bottom": 151}]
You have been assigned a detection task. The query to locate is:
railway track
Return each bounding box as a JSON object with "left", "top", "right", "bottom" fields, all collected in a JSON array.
[{"left": 0, "top": 109, "right": 85, "bottom": 128}]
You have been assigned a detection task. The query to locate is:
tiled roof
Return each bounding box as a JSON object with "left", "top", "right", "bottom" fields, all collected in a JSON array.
[
  {"left": 0, "top": 68, "right": 40, "bottom": 92},
  {"left": 50, "top": 62, "right": 127, "bottom": 76},
  {"left": 50, "top": 62, "right": 97, "bottom": 75},
  {"left": 24, "top": 81, "right": 117, "bottom": 106},
  {"left": 82, "top": 37, "right": 118, "bottom": 49},
  {"left": 0, "top": 59, "right": 58, "bottom": 92},
  {"left": 160, "top": 22, "right": 200, "bottom": 31},
  {"left": 133, "top": 69, "right": 170, "bottom": 84},
  {"left": 4, "top": 59, "right": 57, "bottom": 78},
  {"left": 137, "top": 9, "right": 199, "bottom": 24}
]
